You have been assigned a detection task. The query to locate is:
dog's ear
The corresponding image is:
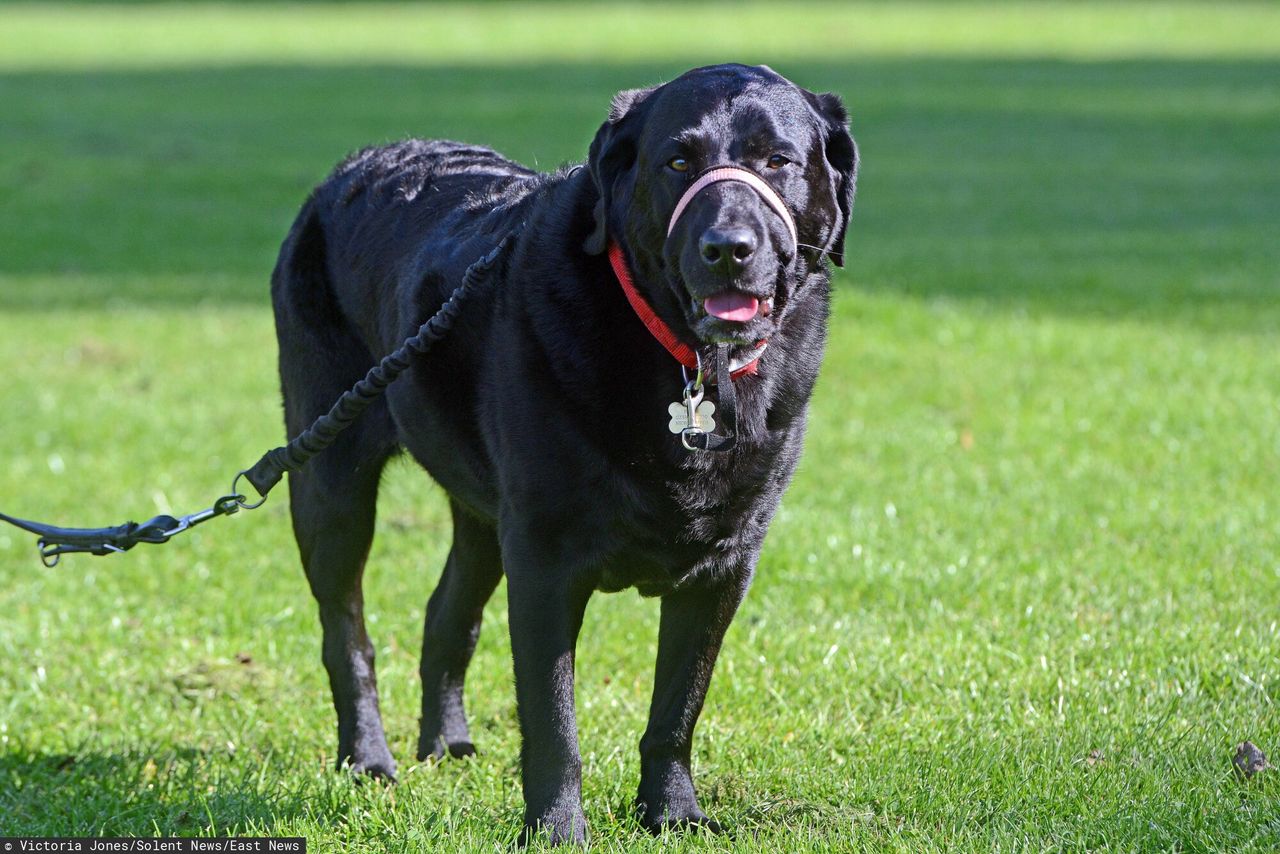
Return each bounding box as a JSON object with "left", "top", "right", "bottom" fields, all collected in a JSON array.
[
  {"left": 808, "top": 91, "right": 858, "bottom": 267},
  {"left": 583, "top": 86, "right": 655, "bottom": 255}
]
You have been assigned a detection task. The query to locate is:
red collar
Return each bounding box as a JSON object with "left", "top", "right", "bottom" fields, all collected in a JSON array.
[{"left": 607, "top": 241, "right": 763, "bottom": 378}]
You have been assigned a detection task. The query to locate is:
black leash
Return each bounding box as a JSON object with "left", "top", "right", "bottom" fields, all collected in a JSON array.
[
  {"left": 239, "top": 225, "right": 523, "bottom": 500},
  {"left": 0, "top": 225, "right": 522, "bottom": 567}
]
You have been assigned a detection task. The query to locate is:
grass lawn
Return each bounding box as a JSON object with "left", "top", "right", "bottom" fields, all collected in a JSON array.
[{"left": 1, "top": 2, "right": 1278, "bottom": 850}]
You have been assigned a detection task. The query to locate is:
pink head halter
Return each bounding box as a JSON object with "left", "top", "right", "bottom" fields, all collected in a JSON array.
[{"left": 665, "top": 166, "right": 798, "bottom": 252}]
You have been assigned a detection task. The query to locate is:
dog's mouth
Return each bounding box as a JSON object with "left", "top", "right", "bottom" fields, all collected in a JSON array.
[
  {"left": 703, "top": 291, "right": 769, "bottom": 322},
  {"left": 686, "top": 289, "right": 775, "bottom": 344}
]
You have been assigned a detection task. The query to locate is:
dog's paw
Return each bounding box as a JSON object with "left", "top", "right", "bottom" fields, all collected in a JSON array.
[
  {"left": 345, "top": 757, "right": 394, "bottom": 783},
  {"left": 635, "top": 795, "right": 721, "bottom": 836},
  {"left": 518, "top": 807, "right": 588, "bottom": 847},
  {"left": 339, "top": 747, "right": 398, "bottom": 783},
  {"left": 417, "top": 735, "right": 477, "bottom": 762}
]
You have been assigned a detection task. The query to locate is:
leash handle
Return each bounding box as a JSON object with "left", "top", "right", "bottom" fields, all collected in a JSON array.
[{"left": 0, "top": 492, "right": 243, "bottom": 567}]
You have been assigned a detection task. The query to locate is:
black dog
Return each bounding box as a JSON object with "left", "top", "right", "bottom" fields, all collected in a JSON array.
[{"left": 270, "top": 63, "right": 856, "bottom": 844}]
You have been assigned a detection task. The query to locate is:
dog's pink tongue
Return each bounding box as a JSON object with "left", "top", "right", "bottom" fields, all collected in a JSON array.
[{"left": 704, "top": 292, "right": 759, "bottom": 322}]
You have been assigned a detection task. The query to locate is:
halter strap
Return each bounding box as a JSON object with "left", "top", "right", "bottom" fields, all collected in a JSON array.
[{"left": 666, "top": 165, "right": 798, "bottom": 251}]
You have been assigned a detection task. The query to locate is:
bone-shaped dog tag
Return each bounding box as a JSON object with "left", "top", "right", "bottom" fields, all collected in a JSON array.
[{"left": 667, "top": 397, "right": 716, "bottom": 434}]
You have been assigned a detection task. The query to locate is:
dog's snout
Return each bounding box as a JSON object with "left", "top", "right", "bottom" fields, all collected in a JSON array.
[{"left": 699, "top": 227, "right": 757, "bottom": 273}]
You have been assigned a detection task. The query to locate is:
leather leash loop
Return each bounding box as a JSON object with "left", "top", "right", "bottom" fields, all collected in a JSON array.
[{"left": 1, "top": 492, "right": 244, "bottom": 568}]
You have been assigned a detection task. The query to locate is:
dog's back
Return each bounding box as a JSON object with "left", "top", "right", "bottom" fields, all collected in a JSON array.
[
  {"left": 272, "top": 139, "right": 536, "bottom": 346},
  {"left": 320, "top": 139, "right": 535, "bottom": 236}
]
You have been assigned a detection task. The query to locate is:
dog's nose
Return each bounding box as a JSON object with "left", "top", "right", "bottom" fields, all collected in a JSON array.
[{"left": 699, "top": 227, "right": 757, "bottom": 273}]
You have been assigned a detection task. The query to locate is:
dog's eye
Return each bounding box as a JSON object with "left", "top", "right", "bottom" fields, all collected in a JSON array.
[
  {"left": 766, "top": 154, "right": 790, "bottom": 170},
  {"left": 667, "top": 157, "right": 690, "bottom": 173}
]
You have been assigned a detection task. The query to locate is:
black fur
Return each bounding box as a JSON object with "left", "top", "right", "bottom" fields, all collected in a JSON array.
[{"left": 270, "top": 63, "right": 857, "bottom": 845}]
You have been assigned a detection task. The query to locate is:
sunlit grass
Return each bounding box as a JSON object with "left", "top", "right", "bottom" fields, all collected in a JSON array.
[{"left": 2, "top": 1, "right": 1280, "bottom": 71}]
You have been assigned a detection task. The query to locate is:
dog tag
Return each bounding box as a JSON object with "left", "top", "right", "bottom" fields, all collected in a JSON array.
[{"left": 667, "top": 394, "right": 716, "bottom": 434}]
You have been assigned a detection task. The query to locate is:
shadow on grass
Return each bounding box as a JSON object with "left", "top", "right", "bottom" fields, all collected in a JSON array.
[
  {"left": 0, "top": 58, "right": 1276, "bottom": 331},
  {"left": 0, "top": 746, "right": 331, "bottom": 835}
]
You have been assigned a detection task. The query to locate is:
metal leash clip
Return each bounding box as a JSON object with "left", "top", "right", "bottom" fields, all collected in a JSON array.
[
  {"left": 668, "top": 354, "right": 717, "bottom": 451},
  {"left": 4, "top": 491, "right": 250, "bottom": 568}
]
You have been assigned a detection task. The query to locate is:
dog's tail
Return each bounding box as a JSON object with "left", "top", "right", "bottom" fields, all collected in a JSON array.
[{"left": 270, "top": 196, "right": 340, "bottom": 327}]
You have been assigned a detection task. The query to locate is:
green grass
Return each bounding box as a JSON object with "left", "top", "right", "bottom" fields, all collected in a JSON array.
[{"left": 1, "top": 2, "right": 1279, "bottom": 851}]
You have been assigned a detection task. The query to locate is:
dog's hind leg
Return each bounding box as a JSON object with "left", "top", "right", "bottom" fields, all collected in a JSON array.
[
  {"left": 290, "top": 452, "right": 397, "bottom": 780},
  {"left": 274, "top": 205, "right": 399, "bottom": 780},
  {"left": 417, "top": 500, "right": 503, "bottom": 761}
]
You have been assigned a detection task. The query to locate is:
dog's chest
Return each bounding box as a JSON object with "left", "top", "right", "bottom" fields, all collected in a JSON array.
[{"left": 595, "top": 446, "right": 785, "bottom": 596}]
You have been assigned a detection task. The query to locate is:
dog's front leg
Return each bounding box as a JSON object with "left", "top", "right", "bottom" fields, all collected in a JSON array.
[
  {"left": 636, "top": 569, "right": 751, "bottom": 833},
  {"left": 506, "top": 556, "right": 593, "bottom": 846}
]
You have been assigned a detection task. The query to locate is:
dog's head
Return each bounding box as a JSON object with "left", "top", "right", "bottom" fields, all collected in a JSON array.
[{"left": 584, "top": 64, "right": 857, "bottom": 345}]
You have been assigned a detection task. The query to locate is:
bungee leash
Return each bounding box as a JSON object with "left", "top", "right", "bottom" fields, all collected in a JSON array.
[
  {"left": 239, "top": 225, "right": 524, "bottom": 500},
  {"left": 0, "top": 225, "right": 523, "bottom": 567}
]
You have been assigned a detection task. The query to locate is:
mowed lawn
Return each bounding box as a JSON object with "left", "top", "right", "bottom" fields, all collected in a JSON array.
[{"left": 1, "top": 3, "right": 1278, "bottom": 851}]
